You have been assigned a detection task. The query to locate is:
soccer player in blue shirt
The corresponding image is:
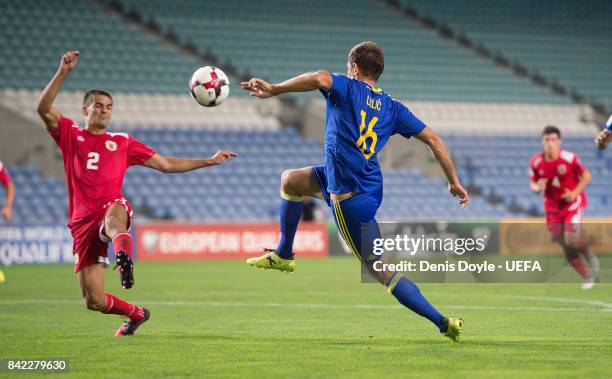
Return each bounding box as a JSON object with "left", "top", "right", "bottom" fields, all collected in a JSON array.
[
  {"left": 595, "top": 114, "right": 612, "bottom": 149},
  {"left": 241, "top": 42, "right": 469, "bottom": 341}
]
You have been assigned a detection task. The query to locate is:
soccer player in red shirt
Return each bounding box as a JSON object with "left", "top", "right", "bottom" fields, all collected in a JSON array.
[
  {"left": 530, "top": 126, "right": 598, "bottom": 289},
  {"left": 0, "top": 161, "right": 15, "bottom": 221},
  {"left": 37, "top": 51, "right": 237, "bottom": 336}
]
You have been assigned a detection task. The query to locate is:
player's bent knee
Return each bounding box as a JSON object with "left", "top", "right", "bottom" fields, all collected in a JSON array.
[
  {"left": 280, "top": 169, "right": 293, "bottom": 190},
  {"left": 280, "top": 169, "right": 302, "bottom": 195}
]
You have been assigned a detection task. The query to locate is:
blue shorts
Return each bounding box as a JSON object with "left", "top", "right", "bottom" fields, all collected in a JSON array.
[{"left": 312, "top": 165, "right": 382, "bottom": 264}]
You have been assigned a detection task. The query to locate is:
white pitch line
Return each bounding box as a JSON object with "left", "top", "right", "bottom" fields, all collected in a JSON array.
[
  {"left": 501, "top": 295, "right": 612, "bottom": 311},
  {"left": 0, "top": 299, "right": 610, "bottom": 313},
  {"left": 425, "top": 292, "right": 612, "bottom": 312}
]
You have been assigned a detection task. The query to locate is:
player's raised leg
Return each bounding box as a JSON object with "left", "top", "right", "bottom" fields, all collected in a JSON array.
[
  {"left": 102, "top": 202, "right": 151, "bottom": 336},
  {"left": 331, "top": 195, "right": 463, "bottom": 341},
  {"left": 77, "top": 263, "right": 149, "bottom": 337},
  {"left": 103, "top": 202, "right": 135, "bottom": 289},
  {"left": 247, "top": 166, "right": 322, "bottom": 272}
]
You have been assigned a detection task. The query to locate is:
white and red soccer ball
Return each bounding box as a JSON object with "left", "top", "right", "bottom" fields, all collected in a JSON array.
[{"left": 189, "top": 66, "right": 230, "bottom": 107}]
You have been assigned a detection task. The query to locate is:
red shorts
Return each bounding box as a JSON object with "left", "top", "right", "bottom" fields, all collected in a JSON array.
[
  {"left": 70, "top": 198, "right": 134, "bottom": 272},
  {"left": 546, "top": 206, "right": 583, "bottom": 242}
]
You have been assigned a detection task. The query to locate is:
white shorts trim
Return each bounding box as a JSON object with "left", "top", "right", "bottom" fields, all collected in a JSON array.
[{"left": 98, "top": 256, "right": 110, "bottom": 268}]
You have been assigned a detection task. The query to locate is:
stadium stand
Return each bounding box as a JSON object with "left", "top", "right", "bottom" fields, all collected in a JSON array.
[
  {"left": 0, "top": 0, "right": 201, "bottom": 94},
  {"left": 5, "top": 165, "right": 68, "bottom": 224},
  {"left": 110, "top": 0, "right": 567, "bottom": 103},
  {"left": 396, "top": 0, "right": 612, "bottom": 104}
]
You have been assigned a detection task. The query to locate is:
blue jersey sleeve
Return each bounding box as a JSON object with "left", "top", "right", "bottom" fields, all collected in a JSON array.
[
  {"left": 605, "top": 114, "right": 612, "bottom": 132},
  {"left": 320, "top": 73, "right": 350, "bottom": 104},
  {"left": 393, "top": 101, "right": 427, "bottom": 139}
]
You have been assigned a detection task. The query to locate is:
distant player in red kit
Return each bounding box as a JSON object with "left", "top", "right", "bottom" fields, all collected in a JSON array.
[
  {"left": 0, "top": 161, "right": 15, "bottom": 221},
  {"left": 530, "top": 126, "right": 599, "bottom": 289},
  {"left": 37, "top": 51, "right": 237, "bottom": 336}
]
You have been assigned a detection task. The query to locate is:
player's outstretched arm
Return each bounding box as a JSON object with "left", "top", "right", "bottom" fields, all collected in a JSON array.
[
  {"left": 240, "top": 71, "right": 332, "bottom": 98},
  {"left": 37, "top": 51, "right": 79, "bottom": 132},
  {"left": 416, "top": 127, "right": 469, "bottom": 208},
  {"left": 143, "top": 150, "right": 238, "bottom": 173}
]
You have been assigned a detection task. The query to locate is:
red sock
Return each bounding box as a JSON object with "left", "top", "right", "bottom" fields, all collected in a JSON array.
[
  {"left": 569, "top": 257, "right": 589, "bottom": 279},
  {"left": 112, "top": 232, "right": 133, "bottom": 257},
  {"left": 103, "top": 293, "right": 145, "bottom": 321}
]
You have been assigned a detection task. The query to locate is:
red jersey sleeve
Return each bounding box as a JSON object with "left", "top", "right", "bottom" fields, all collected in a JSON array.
[
  {"left": 48, "top": 116, "right": 78, "bottom": 151},
  {"left": 127, "top": 136, "right": 156, "bottom": 166},
  {"left": 572, "top": 153, "right": 586, "bottom": 177},
  {"left": 0, "top": 162, "right": 12, "bottom": 185}
]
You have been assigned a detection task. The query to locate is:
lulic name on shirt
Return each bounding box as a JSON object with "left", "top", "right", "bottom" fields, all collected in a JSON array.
[{"left": 366, "top": 96, "right": 381, "bottom": 111}]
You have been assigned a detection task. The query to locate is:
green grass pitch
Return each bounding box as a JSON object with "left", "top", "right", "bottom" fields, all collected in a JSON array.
[{"left": 1, "top": 258, "right": 611, "bottom": 378}]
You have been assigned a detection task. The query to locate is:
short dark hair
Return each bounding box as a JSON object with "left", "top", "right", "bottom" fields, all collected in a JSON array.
[
  {"left": 348, "top": 41, "right": 384, "bottom": 81},
  {"left": 83, "top": 89, "right": 113, "bottom": 107},
  {"left": 542, "top": 125, "right": 561, "bottom": 138}
]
